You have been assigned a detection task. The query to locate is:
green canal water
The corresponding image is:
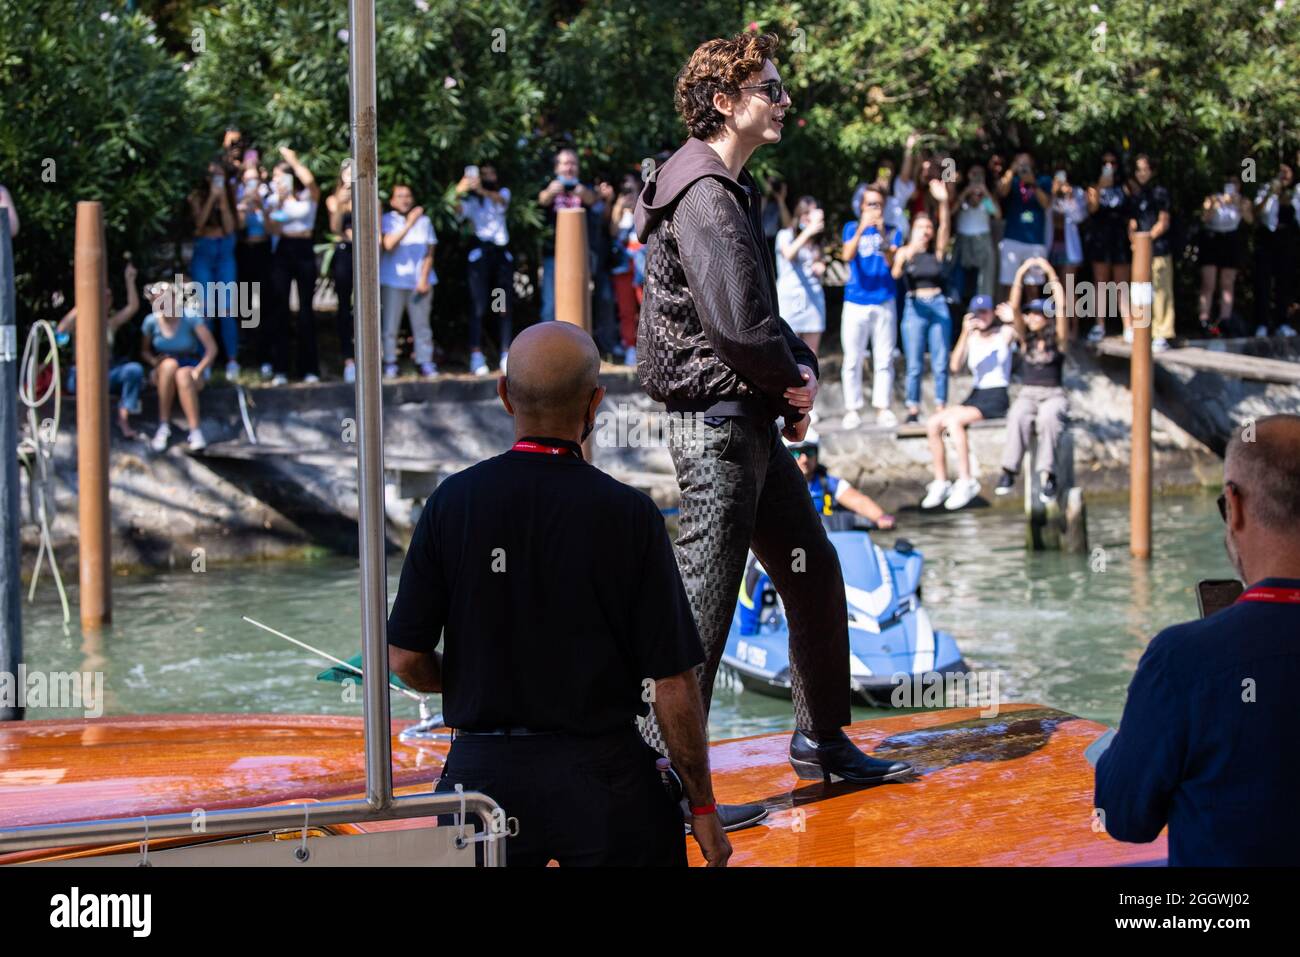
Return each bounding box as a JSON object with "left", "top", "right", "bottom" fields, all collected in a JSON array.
[{"left": 17, "top": 491, "right": 1232, "bottom": 737}]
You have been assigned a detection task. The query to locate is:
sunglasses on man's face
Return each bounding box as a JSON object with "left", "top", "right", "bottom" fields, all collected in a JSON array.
[
  {"left": 740, "top": 79, "right": 787, "bottom": 104},
  {"left": 1217, "top": 481, "right": 1238, "bottom": 522}
]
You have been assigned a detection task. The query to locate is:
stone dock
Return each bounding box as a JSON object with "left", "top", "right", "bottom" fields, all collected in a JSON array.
[{"left": 18, "top": 339, "right": 1297, "bottom": 572}]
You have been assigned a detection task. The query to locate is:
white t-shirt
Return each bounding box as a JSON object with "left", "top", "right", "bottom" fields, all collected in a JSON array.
[
  {"left": 459, "top": 189, "right": 511, "bottom": 246},
  {"left": 957, "top": 196, "right": 996, "bottom": 236},
  {"left": 1206, "top": 191, "right": 1242, "bottom": 233},
  {"left": 380, "top": 211, "right": 437, "bottom": 289},
  {"left": 967, "top": 326, "right": 1014, "bottom": 389}
]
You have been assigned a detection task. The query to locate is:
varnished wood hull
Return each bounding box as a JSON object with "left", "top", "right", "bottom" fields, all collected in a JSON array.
[{"left": 0, "top": 704, "right": 1165, "bottom": 866}]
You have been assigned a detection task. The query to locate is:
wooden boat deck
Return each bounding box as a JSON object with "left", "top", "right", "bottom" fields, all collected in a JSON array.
[{"left": 0, "top": 704, "right": 1165, "bottom": 866}]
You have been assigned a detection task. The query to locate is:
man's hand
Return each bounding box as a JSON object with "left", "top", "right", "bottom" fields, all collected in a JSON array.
[
  {"left": 416, "top": 278, "right": 430, "bottom": 296},
  {"left": 783, "top": 365, "right": 818, "bottom": 412},
  {"left": 782, "top": 414, "right": 810, "bottom": 443},
  {"left": 406, "top": 205, "right": 424, "bottom": 225},
  {"left": 690, "top": 812, "right": 732, "bottom": 867}
]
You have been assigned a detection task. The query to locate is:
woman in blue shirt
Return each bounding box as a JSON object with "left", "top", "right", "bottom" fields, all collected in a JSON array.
[{"left": 142, "top": 280, "right": 219, "bottom": 453}]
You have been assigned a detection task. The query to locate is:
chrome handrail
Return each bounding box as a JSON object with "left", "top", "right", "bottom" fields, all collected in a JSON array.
[{"left": 0, "top": 791, "right": 505, "bottom": 865}]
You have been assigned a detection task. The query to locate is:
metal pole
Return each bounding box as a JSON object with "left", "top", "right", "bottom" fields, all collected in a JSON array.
[
  {"left": 74, "top": 202, "right": 112, "bottom": 628},
  {"left": 1129, "top": 232, "right": 1153, "bottom": 560},
  {"left": 348, "top": 0, "right": 393, "bottom": 810},
  {"left": 0, "top": 214, "right": 21, "bottom": 720}
]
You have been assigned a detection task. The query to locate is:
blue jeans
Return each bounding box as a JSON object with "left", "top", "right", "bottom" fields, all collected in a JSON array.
[
  {"left": 191, "top": 233, "right": 239, "bottom": 361},
  {"left": 69, "top": 360, "right": 144, "bottom": 413},
  {"left": 902, "top": 293, "right": 952, "bottom": 408},
  {"left": 541, "top": 255, "right": 556, "bottom": 321}
]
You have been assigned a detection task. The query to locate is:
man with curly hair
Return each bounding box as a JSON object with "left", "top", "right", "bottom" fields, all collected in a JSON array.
[{"left": 634, "top": 33, "right": 914, "bottom": 829}]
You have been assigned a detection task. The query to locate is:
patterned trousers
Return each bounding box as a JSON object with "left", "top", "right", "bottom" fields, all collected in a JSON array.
[{"left": 639, "top": 415, "right": 851, "bottom": 754}]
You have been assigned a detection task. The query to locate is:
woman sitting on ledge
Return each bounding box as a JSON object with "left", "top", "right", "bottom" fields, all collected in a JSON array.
[
  {"left": 142, "top": 279, "right": 219, "bottom": 453},
  {"left": 920, "top": 292, "right": 1015, "bottom": 511}
]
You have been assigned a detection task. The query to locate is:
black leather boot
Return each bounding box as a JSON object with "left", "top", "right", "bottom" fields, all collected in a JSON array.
[
  {"left": 789, "top": 729, "right": 914, "bottom": 784},
  {"left": 682, "top": 801, "right": 769, "bottom": 833}
]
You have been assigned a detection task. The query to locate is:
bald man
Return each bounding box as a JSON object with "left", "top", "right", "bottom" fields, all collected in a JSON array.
[
  {"left": 1095, "top": 413, "right": 1300, "bottom": 865},
  {"left": 387, "top": 323, "right": 730, "bottom": 867}
]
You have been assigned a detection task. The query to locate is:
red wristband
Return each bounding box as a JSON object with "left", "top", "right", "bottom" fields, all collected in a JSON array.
[{"left": 690, "top": 803, "right": 717, "bottom": 817}]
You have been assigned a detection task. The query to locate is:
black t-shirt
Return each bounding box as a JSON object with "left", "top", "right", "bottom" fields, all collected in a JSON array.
[
  {"left": 904, "top": 251, "right": 944, "bottom": 291},
  {"left": 1020, "top": 331, "right": 1064, "bottom": 387},
  {"left": 1131, "top": 183, "right": 1171, "bottom": 256},
  {"left": 387, "top": 437, "right": 704, "bottom": 735}
]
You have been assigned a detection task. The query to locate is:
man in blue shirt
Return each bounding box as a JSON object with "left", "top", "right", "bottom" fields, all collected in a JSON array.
[
  {"left": 1095, "top": 413, "right": 1300, "bottom": 865},
  {"left": 840, "top": 185, "right": 905, "bottom": 429}
]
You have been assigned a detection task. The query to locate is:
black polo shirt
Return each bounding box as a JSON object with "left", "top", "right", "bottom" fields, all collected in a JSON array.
[{"left": 387, "top": 437, "right": 704, "bottom": 735}]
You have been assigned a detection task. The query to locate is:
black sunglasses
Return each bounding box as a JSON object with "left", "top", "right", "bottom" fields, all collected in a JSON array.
[
  {"left": 1217, "top": 481, "right": 1238, "bottom": 522},
  {"left": 740, "top": 79, "right": 787, "bottom": 103}
]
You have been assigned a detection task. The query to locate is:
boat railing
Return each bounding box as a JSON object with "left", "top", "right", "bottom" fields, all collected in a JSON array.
[{"left": 0, "top": 790, "right": 507, "bottom": 866}]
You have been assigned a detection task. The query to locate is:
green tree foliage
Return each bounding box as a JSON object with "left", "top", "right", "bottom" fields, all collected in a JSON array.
[
  {"left": 3, "top": 0, "right": 1300, "bottom": 324},
  {"left": 0, "top": 1, "right": 207, "bottom": 319}
]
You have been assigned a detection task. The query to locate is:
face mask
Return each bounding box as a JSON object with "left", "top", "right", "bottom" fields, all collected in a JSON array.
[{"left": 579, "top": 387, "right": 599, "bottom": 442}]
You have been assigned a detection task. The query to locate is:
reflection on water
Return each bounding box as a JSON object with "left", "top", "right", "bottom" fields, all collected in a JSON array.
[{"left": 18, "top": 492, "right": 1232, "bottom": 739}]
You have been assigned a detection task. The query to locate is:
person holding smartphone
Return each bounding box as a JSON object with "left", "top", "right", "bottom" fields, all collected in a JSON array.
[
  {"left": 995, "top": 151, "right": 1050, "bottom": 303},
  {"left": 1095, "top": 414, "right": 1300, "bottom": 865},
  {"left": 537, "top": 148, "right": 597, "bottom": 322},
  {"left": 188, "top": 155, "right": 239, "bottom": 379},
  {"left": 380, "top": 183, "right": 438, "bottom": 378},
  {"left": 1197, "top": 172, "right": 1252, "bottom": 335},
  {"left": 326, "top": 159, "right": 356, "bottom": 383},
  {"left": 950, "top": 163, "right": 1000, "bottom": 302},
  {"left": 893, "top": 178, "right": 955, "bottom": 425},
  {"left": 1251, "top": 163, "right": 1300, "bottom": 338},
  {"left": 457, "top": 162, "right": 514, "bottom": 374},
  {"left": 841, "top": 185, "right": 905, "bottom": 428},
  {"left": 776, "top": 196, "right": 828, "bottom": 357},
  {"left": 1083, "top": 148, "right": 1133, "bottom": 342}
]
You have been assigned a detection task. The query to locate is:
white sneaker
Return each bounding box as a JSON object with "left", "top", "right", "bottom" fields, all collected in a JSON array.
[
  {"left": 1279, "top": 324, "right": 1298, "bottom": 337},
  {"left": 469, "top": 351, "right": 489, "bottom": 376},
  {"left": 418, "top": 362, "right": 438, "bottom": 378},
  {"left": 303, "top": 373, "right": 320, "bottom": 384},
  {"left": 1152, "top": 337, "right": 1170, "bottom": 353},
  {"left": 187, "top": 427, "right": 207, "bottom": 452},
  {"left": 875, "top": 408, "right": 898, "bottom": 427},
  {"left": 499, "top": 352, "right": 509, "bottom": 374},
  {"left": 260, "top": 363, "right": 273, "bottom": 380},
  {"left": 1086, "top": 325, "right": 1105, "bottom": 343},
  {"left": 225, "top": 360, "right": 240, "bottom": 379},
  {"left": 624, "top": 346, "right": 637, "bottom": 366},
  {"left": 921, "top": 479, "right": 952, "bottom": 509},
  {"left": 1122, "top": 328, "right": 1134, "bottom": 344},
  {"left": 383, "top": 363, "right": 400, "bottom": 379},
  {"left": 150, "top": 423, "right": 171, "bottom": 452},
  {"left": 343, "top": 362, "right": 356, "bottom": 385},
  {"left": 944, "top": 477, "right": 981, "bottom": 510},
  {"left": 270, "top": 373, "right": 288, "bottom": 386},
  {"left": 1255, "top": 324, "right": 1270, "bottom": 337},
  {"left": 842, "top": 410, "right": 862, "bottom": 430}
]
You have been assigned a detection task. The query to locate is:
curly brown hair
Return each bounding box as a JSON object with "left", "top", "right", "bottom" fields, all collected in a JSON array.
[{"left": 675, "top": 32, "right": 780, "bottom": 141}]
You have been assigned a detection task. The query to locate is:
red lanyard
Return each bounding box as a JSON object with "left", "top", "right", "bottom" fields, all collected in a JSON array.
[
  {"left": 1237, "top": 587, "right": 1300, "bottom": 605},
  {"left": 512, "top": 440, "right": 582, "bottom": 460}
]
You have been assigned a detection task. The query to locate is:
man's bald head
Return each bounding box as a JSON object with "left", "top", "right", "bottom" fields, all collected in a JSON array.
[
  {"left": 1225, "top": 414, "right": 1300, "bottom": 528},
  {"left": 501, "top": 322, "right": 601, "bottom": 433}
]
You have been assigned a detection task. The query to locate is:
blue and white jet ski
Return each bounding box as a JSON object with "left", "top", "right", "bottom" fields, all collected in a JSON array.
[{"left": 721, "top": 521, "right": 966, "bottom": 707}]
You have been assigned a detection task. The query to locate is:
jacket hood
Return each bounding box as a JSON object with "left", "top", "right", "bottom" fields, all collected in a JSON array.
[{"left": 634, "top": 138, "right": 751, "bottom": 242}]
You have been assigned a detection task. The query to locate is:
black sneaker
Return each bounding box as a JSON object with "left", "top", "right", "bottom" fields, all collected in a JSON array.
[
  {"left": 994, "top": 468, "right": 1016, "bottom": 496},
  {"left": 904, "top": 410, "right": 920, "bottom": 425},
  {"left": 1039, "top": 471, "right": 1058, "bottom": 503}
]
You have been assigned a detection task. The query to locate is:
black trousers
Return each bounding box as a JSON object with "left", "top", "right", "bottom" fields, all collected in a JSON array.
[
  {"left": 435, "top": 726, "right": 685, "bottom": 867},
  {"left": 466, "top": 244, "right": 514, "bottom": 353},
  {"left": 235, "top": 240, "right": 273, "bottom": 367},
  {"left": 332, "top": 241, "right": 354, "bottom": 362},
  {"left": 1253, "top": 226, "right": 1298, "bottom": 331},
  {"left": 269, "top": 236, "right": 320, "bottom": 377},
  {"left": 639, "top": 415, "right": 851, "bottom": 755}
]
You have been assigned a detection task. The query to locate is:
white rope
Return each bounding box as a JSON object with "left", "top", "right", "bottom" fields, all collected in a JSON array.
[{"left": 15, "top": 320, "right": 70, "bottom": 632}]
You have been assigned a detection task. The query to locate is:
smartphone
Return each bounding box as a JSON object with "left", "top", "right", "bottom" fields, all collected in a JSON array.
[
  {"left": 1196, "top": 579, "right": 1243, "bottom": 618},
  {"left": 464, "top": 165, "right": 479, "bottom": 180},
  {"left": 1054, "top": 170, "right": 1067, "bottom": 183}
]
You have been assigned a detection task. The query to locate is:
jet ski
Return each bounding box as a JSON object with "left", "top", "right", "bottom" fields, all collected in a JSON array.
[{"left": 721, "top": 516, "right": 966, "bottom": 707}]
